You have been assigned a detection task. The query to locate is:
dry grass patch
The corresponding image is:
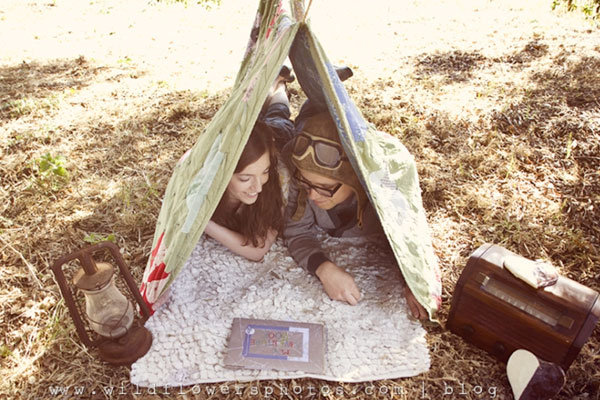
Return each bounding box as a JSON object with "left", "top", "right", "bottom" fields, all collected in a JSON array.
[{"left": 1, "top": 0, "right": 600, "bottom": 399}]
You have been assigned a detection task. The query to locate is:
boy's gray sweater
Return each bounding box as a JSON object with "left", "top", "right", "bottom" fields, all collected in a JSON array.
[{"left": 283, "top": 181, "right": 386, "bottom": 275}]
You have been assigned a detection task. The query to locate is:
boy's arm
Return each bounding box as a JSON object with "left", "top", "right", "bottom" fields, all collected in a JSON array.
[{"left": 283, "top": 182, "right": 361, "bottom": 305}]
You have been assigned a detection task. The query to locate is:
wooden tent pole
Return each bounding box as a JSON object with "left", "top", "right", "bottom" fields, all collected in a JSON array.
[
  {"left": 292, "top": 0, "right": 312, "bottom": 22},
  {"left": 303, "top": 0, "right": 313, "bottom": 22}
]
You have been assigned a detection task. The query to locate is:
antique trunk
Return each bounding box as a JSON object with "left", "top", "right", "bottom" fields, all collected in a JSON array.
[{"left": 447, "top": 243, "right": 600, "bottom": 370}]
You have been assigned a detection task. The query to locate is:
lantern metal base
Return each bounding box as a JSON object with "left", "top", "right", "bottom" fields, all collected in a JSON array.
[{"left": 97, "top": 326, "right": 153, "bottom": 366}]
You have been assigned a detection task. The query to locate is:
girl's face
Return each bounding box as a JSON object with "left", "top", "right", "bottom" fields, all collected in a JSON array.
[{"left": 225, "top": 151, "right": 271, "bottom": 206}]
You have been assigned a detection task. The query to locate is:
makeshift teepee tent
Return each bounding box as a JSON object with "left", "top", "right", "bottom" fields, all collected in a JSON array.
[{"left": 140, "top": 0, "right": 442, "bottom": 320}]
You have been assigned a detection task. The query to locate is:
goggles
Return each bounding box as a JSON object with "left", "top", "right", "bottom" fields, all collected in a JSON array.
[
  {"left": 293, "top": 169, "right": 342, "bottom": 198},
  {"left": 292, "top": 132, "right": 348, "bottom": 169}
]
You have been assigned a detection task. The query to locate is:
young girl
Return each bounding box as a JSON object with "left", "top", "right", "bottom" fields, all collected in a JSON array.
[
  {"left": 204, "top": 122, "right": 284, "bottom": 261},
  {"left": 203, "top": 68, "right": 295, "bottom": 261},
  {"left": 140, "top": 69, "right": 294, "bottom": 312},
  {"left": 140, "top": 122, "right": 286, "bottom": 313}
]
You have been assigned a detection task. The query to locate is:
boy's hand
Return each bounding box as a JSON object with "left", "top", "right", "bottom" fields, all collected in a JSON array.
[{"left": 315, "top": 261, "right": 361, "bottom": 305}]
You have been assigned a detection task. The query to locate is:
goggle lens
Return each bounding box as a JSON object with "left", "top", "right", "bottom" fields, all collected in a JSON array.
[
  {"left": 314, "top": 142, "right": 342, "bottom": 168},
  {"left": 292, "top": 133, "right": 346, "bottom": 169},
  {"left": 292, "top": 135, "right": 311, "bottom": 156}
]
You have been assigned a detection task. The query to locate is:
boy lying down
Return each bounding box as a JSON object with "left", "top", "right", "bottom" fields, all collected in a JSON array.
[{"left": 282, "top": 112, "right": 428, "bottom": 320}]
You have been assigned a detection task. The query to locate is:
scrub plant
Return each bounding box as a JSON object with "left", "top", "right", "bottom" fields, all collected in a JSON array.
[
  {"left": 83, "top": 233, "right": 116, "bottom": 244},
  {"left": 552, "top": 0, "right": 600, "bottom": 19},
  {"left": 34, "top": 153, "right": 69, "bottom": 191}
]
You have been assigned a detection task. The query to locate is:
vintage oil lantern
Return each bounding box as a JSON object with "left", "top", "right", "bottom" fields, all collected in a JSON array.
[{"left": 51, "top": 241, "right": 152, "bottom": 365}]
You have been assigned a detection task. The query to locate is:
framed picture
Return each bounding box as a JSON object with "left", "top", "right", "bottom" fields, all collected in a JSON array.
[{"left": 224, "top": 318, "right": 326, "bottom": 374}]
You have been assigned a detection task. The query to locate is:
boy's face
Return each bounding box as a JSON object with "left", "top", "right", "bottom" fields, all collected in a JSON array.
[{"left": 297, "top": 169, "right": 354, "bottom": 210}]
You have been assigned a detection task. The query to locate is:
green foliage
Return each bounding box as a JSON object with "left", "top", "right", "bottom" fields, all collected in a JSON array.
[
  {"left": 0, "top": 94, "right": 62, "bottom": 119},
  {"left": 34, "top": 153, "right": 69, "bottom": 191},
  {"left": 83, "top": 233, "right": 117, "bottom": 244},
  {"left": 37, "top": 153, "right": 67, "bottom": 178},
  {"left": 552, "top": 0, "right": 600, "bottom": 19},
  {"left": 0, "top": 344, "right": 12, "bottom": 358},
  {"left": 1, "top": 98, "right": 36, "bottom": 118},
  {"left": 117, "top": 56, "right": 133, "bottom": 64}
]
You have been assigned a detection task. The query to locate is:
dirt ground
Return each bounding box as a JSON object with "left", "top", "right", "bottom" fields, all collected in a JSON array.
[{"left": 1, "top": 0, "right": 599, "bottom": 399}]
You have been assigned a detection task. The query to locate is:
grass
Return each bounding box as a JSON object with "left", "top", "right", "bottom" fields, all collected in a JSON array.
[
  {"left": 152, "top": 0, "right": 222, "bottom": 8},
  {"left": 1, "top": 0, "right": 599, "bottom": 399}
]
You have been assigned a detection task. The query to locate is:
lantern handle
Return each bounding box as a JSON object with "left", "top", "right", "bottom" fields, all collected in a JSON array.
[
  {"left": 51, "top": 251, "right": 95, "bottom": 347},
  {"left": 80, "top": 252, "right": 98, "bottom": 276}
]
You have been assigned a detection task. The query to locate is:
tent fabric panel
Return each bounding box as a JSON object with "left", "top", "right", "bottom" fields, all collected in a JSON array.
[
  {"left": 288, "top": 22, "right": 442, "bottom": 319},
  {"left": 142, "top": 0, "right": 441, "bottom": 320},
  {"left": 141, "top": 0, "right": 298, "bottom": 312},
  {"left": 161, "top": 23, "right": 298, "bottom": 284}
]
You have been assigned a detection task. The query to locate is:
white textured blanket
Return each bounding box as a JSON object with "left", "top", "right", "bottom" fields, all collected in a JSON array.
[{"left": 130, "top": 234, "right": 430, "bottom": 387}]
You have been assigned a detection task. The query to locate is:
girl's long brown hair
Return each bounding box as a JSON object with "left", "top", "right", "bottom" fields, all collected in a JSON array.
[{"left": 211, "top": 122, "right": 284, "bottom": 247}]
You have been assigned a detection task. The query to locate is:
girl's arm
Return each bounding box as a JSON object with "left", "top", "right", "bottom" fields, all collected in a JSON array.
[{"left": 204, "top": 220, "right": 277, "bottom": 262}]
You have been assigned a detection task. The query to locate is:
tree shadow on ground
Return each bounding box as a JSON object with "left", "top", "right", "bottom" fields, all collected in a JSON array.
[
  {"left": 491, "top": 55, "right": 600, "bottom": 256},
  {"left": 0, "top": 57, "right": 112, "bottom": 120},
  {"left": 1, "top": 61, "right": 226, "bottom": 300},
  {"left": 502, "top": 39, "right": 549, "bottom": 65},
  {"left": 66, "top": 89, "right": 225, "bottom": 272},
  {"left": 415, "top": 50, "right": 488, "bottom": 83},
  {"left": 400, "top": 44, "right": 600, "bottom": 270},
  {"left": 1, "top": 80, "right": 227, "bottom": 396},
  {"left": 414, "top": 40, "right": 551, "bottom": 84},
  {"left": 402, "top": 49, "right": 600, "bottom": 400}
]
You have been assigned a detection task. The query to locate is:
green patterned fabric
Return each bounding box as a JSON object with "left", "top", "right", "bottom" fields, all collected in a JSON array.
[{"left": 141, "top": 0, "right": 442, "bottom": 321}]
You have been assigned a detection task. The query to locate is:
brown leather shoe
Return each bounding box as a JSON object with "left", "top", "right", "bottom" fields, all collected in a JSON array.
[
  {"left": 335, "top": 66, "right": 353, "bottom": 82},
  {"left": 279, "top": 65, "right": 295, "bottom": 83}
]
